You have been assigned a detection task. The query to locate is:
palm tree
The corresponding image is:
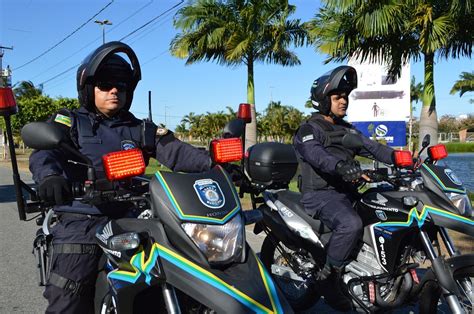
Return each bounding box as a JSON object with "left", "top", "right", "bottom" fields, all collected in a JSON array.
[
  {"left": 409, "top": 76, "right": 423, "bottom": 151},
  {"left": 170, "top": 0, "right": 308, "bottom": 150},
  {"left": 450, "top": 71, "right": 474, "bottom": 104},
  {"left": 174, "top": 123, "right": 189, "bottom": 140},
  {"left": 13, "top": 80, "right": 43, "bottom": 99},
  {"left": 308, "top": 0, "right": 473, "bottom": 149}
]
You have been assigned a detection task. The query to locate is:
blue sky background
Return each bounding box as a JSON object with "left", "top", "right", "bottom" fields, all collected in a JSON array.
[{"left": 1, "top": 0, "right": 473, "bottom": 131}]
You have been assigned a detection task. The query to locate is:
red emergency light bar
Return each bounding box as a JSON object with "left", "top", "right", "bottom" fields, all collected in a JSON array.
[
  {"left": 237, "top": 103, "right": 252, "bottom": 123},
  {"left": 211, "top": 138, "right": 243, "bottom": 163},
  {"left": 393, "top": 150, "right": 413, "bottom": 168},
  {"left": 428, "top": 144, "right": 448, "bottom": 161},
  {"left": 0, "top": 87, "right": 18, "bottom": 116},
  {"left": 102, "top": 148, "right": 146, "bottom": 181}
]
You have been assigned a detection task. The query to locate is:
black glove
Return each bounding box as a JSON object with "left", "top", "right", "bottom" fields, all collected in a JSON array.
[
  {"left": 336, "top": 160, "right": 362, "bottom": 182},
  {"left": 38, "top": 175, "right": 71, "bottom": 205}
]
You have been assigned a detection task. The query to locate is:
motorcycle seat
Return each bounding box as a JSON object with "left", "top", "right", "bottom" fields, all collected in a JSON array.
[{"left": 274, "top": 190, "right": 332, "bottom": 234}]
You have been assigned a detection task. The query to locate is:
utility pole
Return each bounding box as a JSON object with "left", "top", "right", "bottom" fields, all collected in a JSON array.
[
  {"left": 0, "top": 45, "right": 14, "bottom": 87},
  {"left": 94, "top": 20, "right": 112, "bottom": 44}
]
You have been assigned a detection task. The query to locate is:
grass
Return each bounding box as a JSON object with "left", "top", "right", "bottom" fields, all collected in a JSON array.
[{"left": 445, "top": 142, "right": 474, "bottom": 153}]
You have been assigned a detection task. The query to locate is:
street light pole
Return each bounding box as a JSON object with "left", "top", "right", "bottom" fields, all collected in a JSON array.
[{"left": 94, "top": 20, "right": 112, "bottom": 44}]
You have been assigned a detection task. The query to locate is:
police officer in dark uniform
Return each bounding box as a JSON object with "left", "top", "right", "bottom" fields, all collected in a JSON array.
[
  {"left": 29, "top": 41, "right": 211, "bottom": 313},
  {"left": 293, "top": 66, "right": 394, "bottom": 311}
]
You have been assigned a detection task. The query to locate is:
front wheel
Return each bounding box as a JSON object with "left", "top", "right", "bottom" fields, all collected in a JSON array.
[
  {"left": 419, "top": 267, "right": 473, "bottom": 314},
  {"left": 260, "top": 235, "right": 320, "bottom": 311}
]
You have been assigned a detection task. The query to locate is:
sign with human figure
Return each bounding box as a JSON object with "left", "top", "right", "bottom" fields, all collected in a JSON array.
[{"left": 347, "top": 57, "right": 410, "bottom": 147}]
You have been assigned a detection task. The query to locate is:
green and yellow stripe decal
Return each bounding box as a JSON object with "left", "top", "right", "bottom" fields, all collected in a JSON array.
[
  {"left": 377, "top": 205, "right": 474, "bottom": 229},
  {"left": 422, "top": 164, "right": 466, "bottom": 194},
  {"left": 155, "top": 169, "right": 240, "bottom": 224},
  {"left": 108, "top": 243, "right": 283, "bottom": 313}
]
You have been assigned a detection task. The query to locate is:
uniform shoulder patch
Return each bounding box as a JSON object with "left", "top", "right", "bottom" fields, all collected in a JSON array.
[
  {"left": 54, "top": 113, "right": 72, "bottom": 127},
  {"left": 156, "top": 127, "right": 169, "bottom": 136},
  {"left": 299, "top": 124, "right": 315, "bottom": 143}
]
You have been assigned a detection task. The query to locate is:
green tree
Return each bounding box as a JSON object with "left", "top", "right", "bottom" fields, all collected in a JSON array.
[
  {"left": 308, "top": 0, "right": 473, "bottom": 150},
  {"left": 14, "top": 80, "right": 43, "bottom": 99},
  {"left": 259, "top": 101, "right": 304, "bottom": 142},
  {"left": 438, "top": 114, "right": 460, "bottom": 133},
  {"left": 1, "top": 81, "right": 79, "bottom": 134},
  {"left": 409, "top": 76, "right": 423, "bottom": 150},
  {"left": 174, "top": 122, "right": 189, "bottom": 140},
  {"left": 450, "top": 71, "right": 474, "bottom": 104},
  {"left": 170, "top": 0, "right": 308, "bottom": 149}
]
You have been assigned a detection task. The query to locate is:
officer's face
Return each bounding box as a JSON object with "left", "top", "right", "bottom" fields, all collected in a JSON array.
[
  {"left": 94, "top": 81, "right": 127, "bottom": 117},
  {"left": 329, "top": 91, "right": 348, "bottom": 118}
]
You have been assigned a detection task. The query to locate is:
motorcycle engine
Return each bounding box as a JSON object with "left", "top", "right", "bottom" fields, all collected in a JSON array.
[{"left": 343, "top": 243, "right": 391, "bottom": 308}]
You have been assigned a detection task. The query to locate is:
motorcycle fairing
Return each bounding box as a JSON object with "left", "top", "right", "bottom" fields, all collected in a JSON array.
[
  {"left": 375, "top": 204, "right": 474, "bottom": 237},
  {"left": 154, "top": 166, "right": 241, "bottom": 224},
  {"left": 422, "top": 164, "right": 466, "bottom": 194},
  {"left": 369, "top": 223, "right": 417, "bottom": 273},
  {"left": 108, "top": 241, "right": 286, "bottom": 313}
]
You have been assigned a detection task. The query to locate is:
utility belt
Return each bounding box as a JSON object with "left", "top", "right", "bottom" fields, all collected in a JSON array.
[{"left": 33, "top": 211, "right": 104, "bottom": 293}]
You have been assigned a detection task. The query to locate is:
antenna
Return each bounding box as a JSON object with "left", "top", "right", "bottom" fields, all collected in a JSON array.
[{"left": 148, "top": 90, "right": 153, "bottom": 122}]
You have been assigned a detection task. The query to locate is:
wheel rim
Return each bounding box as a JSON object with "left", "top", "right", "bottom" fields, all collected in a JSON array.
[
  {"left": 269, "top": 242, "right": 315, "bottom": 303},
  {"left": 457, "top": 277, "right": 473, "bottom": 312}
]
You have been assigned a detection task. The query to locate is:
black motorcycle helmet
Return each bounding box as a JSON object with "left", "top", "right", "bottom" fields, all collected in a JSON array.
[
  {"left": 310, "top": 66, "right": 357, "bottom": 116},
  {"left": 76, "top": 41, "right": 141, "bottom": 112}
]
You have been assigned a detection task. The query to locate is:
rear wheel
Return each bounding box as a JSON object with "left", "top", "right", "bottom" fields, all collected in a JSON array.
[
  {"left": 419, "top": 267, "right": 473, "bottom": 314},
  {"left": 260, "top": 235, "right": 320, "bottom": 311}
]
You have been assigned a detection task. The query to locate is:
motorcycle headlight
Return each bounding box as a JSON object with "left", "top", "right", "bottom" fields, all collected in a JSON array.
[
  {"left": 446, "top": 192, "right": 473, "bottom": 217},
  {"left": 182, "top": 214, "right": 244, "bottom": 264}
]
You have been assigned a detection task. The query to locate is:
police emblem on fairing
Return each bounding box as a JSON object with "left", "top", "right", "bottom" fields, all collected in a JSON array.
[
  {"left": 193, "top": 179, "right": 225, "bottom": 209},
  {"left": 444, "top": 169, "right": 463, "bottom": 186},
  {"left": 375, "top": 210, "right": 387, "bottom": 221},
  {"left": 121, "top": 140, "right": 136, "bottom": 150}
]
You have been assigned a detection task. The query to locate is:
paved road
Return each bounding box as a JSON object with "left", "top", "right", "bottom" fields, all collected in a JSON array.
[
  {"left": 0, "top": 165, "right": 445, "bottom": 314},
  {"left": 0, "top": 165, "right": 48, "bottom": 313}
]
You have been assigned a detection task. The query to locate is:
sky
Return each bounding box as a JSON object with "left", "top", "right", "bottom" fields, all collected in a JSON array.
[{"left": 1, "top": 0, "right": 473, "bottom": 131}]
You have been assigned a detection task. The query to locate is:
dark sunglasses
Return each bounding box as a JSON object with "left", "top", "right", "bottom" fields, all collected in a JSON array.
[{"left": 95, "top": 81, "right": 128, "bottom": 92}]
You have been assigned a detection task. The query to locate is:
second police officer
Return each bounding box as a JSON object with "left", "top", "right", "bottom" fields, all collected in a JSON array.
[{"left": 293, "top": 66, "right": 395, "bottom": 311}]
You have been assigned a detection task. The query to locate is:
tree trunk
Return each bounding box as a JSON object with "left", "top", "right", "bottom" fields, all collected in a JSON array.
[
  {"left": 418, "top": 53, "right": 438, "bottom": 153},
  {"left": 245, "top": 59, "right": 257, "bottom": 151}
]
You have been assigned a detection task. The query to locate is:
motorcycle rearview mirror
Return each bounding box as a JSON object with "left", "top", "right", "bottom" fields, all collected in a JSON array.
[
  {"left": 223, "top": 119, "right": 245, "bottom": 139},
  {"left": 243, "top": 209, "right": 263, "bottom": 225},
  {"left": 416, "top": 134, "right": 431, "bottom": 162},
  {"left": 341, "top": 133, "right": 364, "bottom": 149},
  {"left": 422, "top": 134, "right": 431, "bottom": 148},
  {"left": 21, "top": 122, "right": 65, "bottom": 150},
  {"left": 21, "top": 122, "right": 96, "bottom": 181}
]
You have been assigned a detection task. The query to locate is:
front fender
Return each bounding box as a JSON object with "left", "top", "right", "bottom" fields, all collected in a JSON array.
[
  {"left": 431, "top": 254, "right": 474, "bottom": 296},
  {"left": 160, "top": 243, "right": 293, "bottom": 314}
]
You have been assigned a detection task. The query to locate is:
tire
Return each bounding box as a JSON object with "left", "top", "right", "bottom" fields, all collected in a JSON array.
[
  {"left": 419, "top": 267, "right": 474, "bottom": 314},
  {"left": 98, "top": 293, "right": 117, "bottom": 314},
  {"left": 260, "top": 235, "right": 320, "bottom": 311}
]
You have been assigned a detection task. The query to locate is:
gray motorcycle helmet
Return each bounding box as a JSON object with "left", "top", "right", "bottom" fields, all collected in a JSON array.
[
  {"left": 76, "top": 41, "right": 141, "bottom": 112},
  {"left": 310, "top": 66, "right": 357, "bottom": 115}
]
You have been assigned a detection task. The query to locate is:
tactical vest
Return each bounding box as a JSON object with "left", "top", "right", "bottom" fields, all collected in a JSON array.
[
  {"left": 298, "top": 114, "right": 357, "bottom": 193},
  {"left": 72, "top": 110, "right": 144, "bottom": 179},
  {"left": 57, "top": 109, "right": 146, "bottom": 215}
]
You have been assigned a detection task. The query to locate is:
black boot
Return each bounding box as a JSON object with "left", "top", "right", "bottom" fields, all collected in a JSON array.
[{"left": 316, "top": 264, "right": 353, "bottom": 312}]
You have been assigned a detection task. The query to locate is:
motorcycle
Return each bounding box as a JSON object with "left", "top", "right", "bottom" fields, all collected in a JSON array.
[
  {"left": 237, "top": 133, "right": 473, "bottom": 313},
  {"left": 20, "top": 120, "right": 293, "bottom": 314}
]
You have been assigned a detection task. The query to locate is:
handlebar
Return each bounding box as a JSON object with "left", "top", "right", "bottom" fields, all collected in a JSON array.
[{"left": 34, "top": 177, "right": 150, "bottom": 210}]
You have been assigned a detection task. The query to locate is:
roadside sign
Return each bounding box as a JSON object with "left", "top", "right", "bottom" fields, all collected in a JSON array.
[{"left": 352, "top": 121, "right": 407, "bottom": 147}]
